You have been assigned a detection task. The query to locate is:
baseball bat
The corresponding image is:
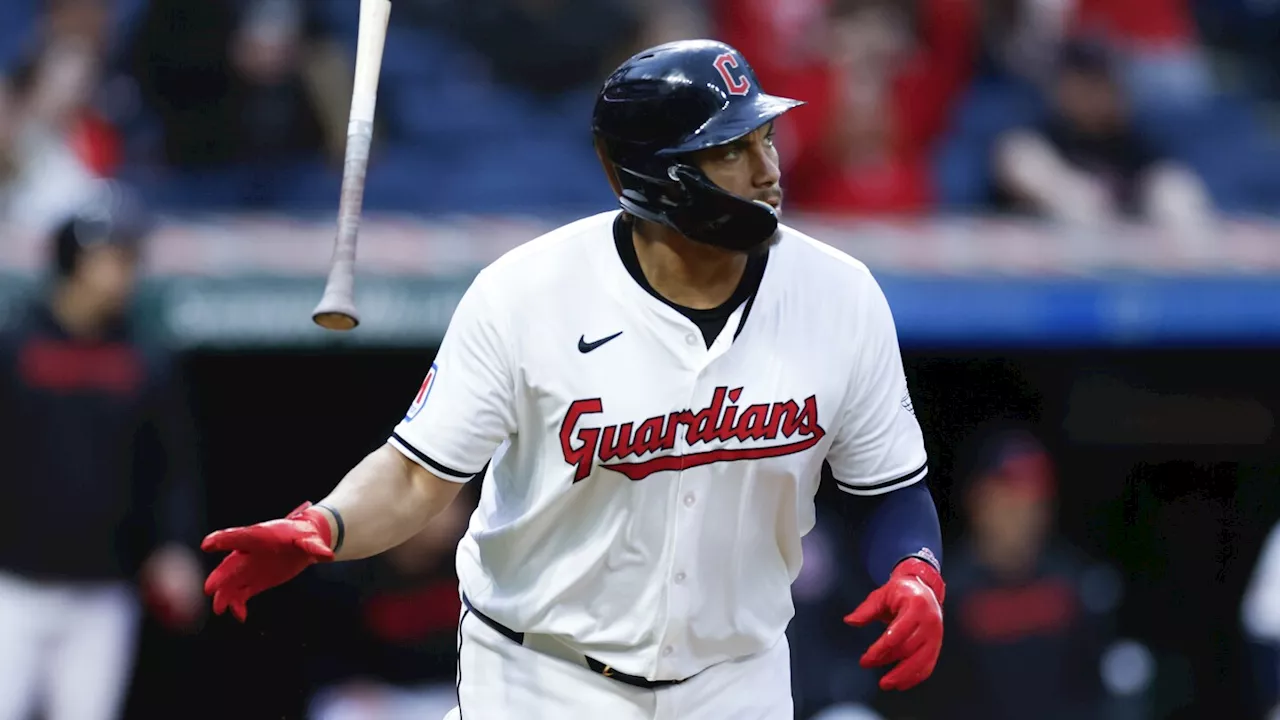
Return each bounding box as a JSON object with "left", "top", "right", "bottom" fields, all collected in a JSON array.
[{"left": 312, "top": 0, "right": 392, "bottom": 331}]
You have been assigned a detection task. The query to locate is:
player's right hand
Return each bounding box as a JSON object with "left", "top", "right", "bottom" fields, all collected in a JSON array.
[{"left": 200, "top": 501, "right": 334, "bottom": 622}]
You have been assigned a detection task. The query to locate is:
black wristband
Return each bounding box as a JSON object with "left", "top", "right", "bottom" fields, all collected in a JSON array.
[{"left": 315, "top": 503, "right": 345, "bottom": 554}]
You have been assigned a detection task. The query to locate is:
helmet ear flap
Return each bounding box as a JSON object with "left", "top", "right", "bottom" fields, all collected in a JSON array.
[
  {"left": 594, "top": 137, "right": 624, "bottom": 198},
  {"left": 665, "top": 164, "right": 779, "bottom": 251}
]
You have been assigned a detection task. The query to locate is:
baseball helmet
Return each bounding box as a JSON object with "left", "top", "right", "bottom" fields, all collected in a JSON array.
[
  {"left": 51, "top": 181, "right": 153, "bottom": 279},
  {"left": 591, "top": 40, "right": 804, "bottom": 252}
]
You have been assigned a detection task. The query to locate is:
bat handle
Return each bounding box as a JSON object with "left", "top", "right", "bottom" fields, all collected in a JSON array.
[
  {"left": 312, "top": 0, "right": 390, "bottom": 332},
  {"left": 312, "top": 121, "right": 375, "bottom": 331},
  {"left": 312, "top": 267, "right": 359, "bottom": 331}
]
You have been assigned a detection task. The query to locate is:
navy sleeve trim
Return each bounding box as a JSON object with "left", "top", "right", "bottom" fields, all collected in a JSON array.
[
  {"left": 834, "top": 460, "right": 928, "bottom": 496},
  {"left": 841, "top": 478, "right": 943, "bottom": 584},
  {"left": 389, "top": 432, "right": 475, "bottom": 481}
]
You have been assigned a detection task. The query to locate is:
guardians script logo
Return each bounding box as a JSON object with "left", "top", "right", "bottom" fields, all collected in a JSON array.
[{"left": 559, "top": 386, "right": 826, "bottom": 482}]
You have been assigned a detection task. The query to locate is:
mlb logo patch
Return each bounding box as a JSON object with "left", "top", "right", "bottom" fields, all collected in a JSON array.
[{"left": 405, "top": 363, "right": 437, "bottom": 421}]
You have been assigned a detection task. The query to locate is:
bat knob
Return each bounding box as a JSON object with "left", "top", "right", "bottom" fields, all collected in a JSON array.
[
  {"left": 312, "top": 295, "right": 360, "bottom": 331},
  {"left": 313, "top": 310, "right": 359, "bottom": 331}
]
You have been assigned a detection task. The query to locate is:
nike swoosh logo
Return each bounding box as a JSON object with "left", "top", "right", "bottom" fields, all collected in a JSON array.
[{"left": 578, "top": 331, "right": 623, "bottom": 353}]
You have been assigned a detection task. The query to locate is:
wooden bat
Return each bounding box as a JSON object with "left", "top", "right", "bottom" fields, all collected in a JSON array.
[{"left": 312, "top": 0, "right": 392, "bottom": 331}]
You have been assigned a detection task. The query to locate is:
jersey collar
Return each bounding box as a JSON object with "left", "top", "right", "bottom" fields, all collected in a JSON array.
[{"left": 608, "top": 212, "right": 768, "bottom": 340}]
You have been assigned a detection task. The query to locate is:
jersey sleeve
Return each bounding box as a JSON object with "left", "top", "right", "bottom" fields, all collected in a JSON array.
[
  {"left": 388, "top": 270, "right": 516, "bottom": 482},
  {"left": 825, "top": 274, "right": 928, "bottom": 496}
]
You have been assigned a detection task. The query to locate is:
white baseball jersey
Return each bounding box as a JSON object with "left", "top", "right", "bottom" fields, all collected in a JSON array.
[{"left": 388, "top": 209, "right": 927, "bottom": 682}]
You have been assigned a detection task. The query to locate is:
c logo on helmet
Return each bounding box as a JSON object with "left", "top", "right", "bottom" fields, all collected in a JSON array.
[{"left": 713, "top": 53, "right": 751, "bottom": 96}]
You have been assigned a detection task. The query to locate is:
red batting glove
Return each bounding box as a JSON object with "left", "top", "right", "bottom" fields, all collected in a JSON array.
[
  {"left": 200, "top": 501, "right": 334, "bottom": 622},
  {"left": 844, "top": 557, "right": 945, "bottom": 691}
]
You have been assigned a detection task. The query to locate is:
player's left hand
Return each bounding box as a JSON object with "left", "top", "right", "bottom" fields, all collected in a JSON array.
[{"left": 843, "top": 557, "right": 945, "bottom": 691}]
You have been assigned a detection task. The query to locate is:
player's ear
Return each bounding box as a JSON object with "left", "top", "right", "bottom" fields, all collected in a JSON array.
[{"left": 594, "top": 138, "right": 624, "bottom": 198}]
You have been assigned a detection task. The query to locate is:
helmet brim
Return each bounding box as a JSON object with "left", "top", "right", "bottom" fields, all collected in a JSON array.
[{"left": 657, "top": 93, "right": 804, "bottom": 157}]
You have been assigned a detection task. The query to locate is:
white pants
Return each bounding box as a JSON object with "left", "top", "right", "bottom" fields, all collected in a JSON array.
[
  {"left": 0, "top": 570, "right": 140, "bottom": 720},
  {"left": 447, "top": 609, "right": 793, "bottom": 720},
  {"left": 309, "top": 682, "right": 459, "bottom": 720}
]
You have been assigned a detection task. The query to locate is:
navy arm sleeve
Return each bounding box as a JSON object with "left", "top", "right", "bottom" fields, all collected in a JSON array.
[
  {"left": 841, "top": 479, "right": 943, "bottom": 586},
  {"left": 135, "top": 350, "right": 204, "bottom": 549}
]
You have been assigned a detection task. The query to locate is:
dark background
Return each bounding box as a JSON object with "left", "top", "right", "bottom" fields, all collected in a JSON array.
[{"left": 118, "top": 342, "right": 1280, "bottom": 720}]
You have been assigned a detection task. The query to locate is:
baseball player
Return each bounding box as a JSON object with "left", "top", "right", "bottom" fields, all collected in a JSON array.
[
  {"left": 0, "top": 183, "right": 205, "bottom": 720},
  {"left": 202, "top": 40, "right": 945, "bottom": 719}
]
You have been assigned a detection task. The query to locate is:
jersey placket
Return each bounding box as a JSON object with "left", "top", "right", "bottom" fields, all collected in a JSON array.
[{"left": 653, "top": 308, "right": 744, "bottom": 678}]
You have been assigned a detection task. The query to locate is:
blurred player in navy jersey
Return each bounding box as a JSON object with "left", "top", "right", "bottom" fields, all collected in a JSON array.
[
  {"left": 0, "top": 181, "right": 205, "bottom": 720},
  {"left": 924, "top": 426, "right": 1131, "bottom": 720},
  {"left": 304, "top": 485, "right": 479, "bottom": 720}
]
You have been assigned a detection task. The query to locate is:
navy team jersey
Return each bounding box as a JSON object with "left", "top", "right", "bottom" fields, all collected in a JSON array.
[{"left": 0, "top": 297, "right": 201, "bottom": 582}]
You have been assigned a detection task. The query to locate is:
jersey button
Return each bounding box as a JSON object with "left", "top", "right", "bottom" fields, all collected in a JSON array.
[
  {"left": 684, "top": 333, "right": 697, "bottom": 345},
  {"left": 674, "top": 571, "right": 686, "bottom": 583},
  {"left": 662, "top": 646, "right": 674, "bottom": 657},
  {"left": 683, "top": 493, "right": 696, "bottom": 507}
]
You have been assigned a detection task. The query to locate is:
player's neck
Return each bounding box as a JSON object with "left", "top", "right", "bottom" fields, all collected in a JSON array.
[{"left": 631, "top": 221, "right": 748, "bottom": 310}]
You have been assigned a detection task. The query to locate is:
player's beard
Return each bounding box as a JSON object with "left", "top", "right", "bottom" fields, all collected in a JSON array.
[
  {"left": 757, "top": 186, "right": 784, "bottom": 212},
  {"left": 746, "top": 188, "right": 784, "bottom": 257}
]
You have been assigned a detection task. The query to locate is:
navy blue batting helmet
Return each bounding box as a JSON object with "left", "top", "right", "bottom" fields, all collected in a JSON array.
[
  {"left": 51, "top": 181, "right": 153, "bottom": 279},
  {"left": 591, "top": 40, "right": 804, "bottom": 252}
]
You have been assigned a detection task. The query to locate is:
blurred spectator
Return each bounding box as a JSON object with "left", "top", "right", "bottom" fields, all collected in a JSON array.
[
  {"left": 0, "top": 0, "right": 122, "bottom": 237},
  {"left": 992, "top": 38, "right": 1214, "bottom": 235},
  {"left": 707, "top": 0, "right": 830, "bottom": 121},
  {"left": 979, "top": 0, "right": 1076, "bottom": 86},
  {"left": 923, "top": 426, "right": 1145, "bottom": 720},
  {"left": 304, "top": 485, "right": 478, "bottom": 720},
  {"left": 714, "top": 0, "right": 978, "bottom": 215},
  {"left": 979, "top": 0, "right": 1209, "bottom": 111},
  {"left": 125, "top": 0, "right": 346, "bottom": 212},
  {"left": 1071, "top": 0, "right": 1211, "bottom": 114},
  {"left": 0, "top": 181, "right": 205, "bottom": 720},
  {"left": 938, "top": 0, "right": 1280, "bottom": 215},
  {"left": 697, "top": 0, "right": 829, "bottom": 185}
]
